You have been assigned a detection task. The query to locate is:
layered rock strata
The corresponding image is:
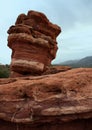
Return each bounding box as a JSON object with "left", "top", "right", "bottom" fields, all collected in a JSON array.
[
  {"left": 0, "top": 68, "right": 92, "bottom": 130},
  {"left": 7, "top": 10, "right": 61, "bottom": 77}
]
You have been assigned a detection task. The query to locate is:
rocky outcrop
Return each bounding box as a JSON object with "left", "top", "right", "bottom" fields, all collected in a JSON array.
[
  {"left": 7, "top": 10, "right": 61, "bottom": 77},
  {"left": 4, "top": 10, "right": 92, "bottom": 130},
  {"left": 0, "top": 68, "right": 92, "bottom": 130},
  {"left": 42, "top": 65, "right": 71, "bottom": 75}
]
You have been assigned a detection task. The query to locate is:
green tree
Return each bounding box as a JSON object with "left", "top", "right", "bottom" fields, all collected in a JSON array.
[{"left": 0, "top": 65, "right": 10, "bottom": 78}]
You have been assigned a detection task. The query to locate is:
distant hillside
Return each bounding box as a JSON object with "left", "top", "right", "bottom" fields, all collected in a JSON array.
[
  {"left": 59, "top": 56, "right": 92, "bottom": 68},
  {"left": 60, "top": 59, "right": 79, "bottom": 65}
]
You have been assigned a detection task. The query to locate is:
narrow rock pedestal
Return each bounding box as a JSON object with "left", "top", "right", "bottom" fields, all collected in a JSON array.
[{"left": 7, "top": 10, "right": 61, "bottom": 77}]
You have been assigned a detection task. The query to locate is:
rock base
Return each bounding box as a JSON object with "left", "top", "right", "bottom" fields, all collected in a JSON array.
[
  {"left": 0, "top": 119, "right": 92, "bottom": 130},
  {"left": 0, "top": 68, "right": 92, "bottom": 130}
]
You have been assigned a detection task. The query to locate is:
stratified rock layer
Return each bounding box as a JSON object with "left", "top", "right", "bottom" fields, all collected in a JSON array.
[
  {"left": 7, "top": 10, "right": 61, "bottom": 77},
  {"left": 0, "top": 68, "right": 92, "bottom": 130}
]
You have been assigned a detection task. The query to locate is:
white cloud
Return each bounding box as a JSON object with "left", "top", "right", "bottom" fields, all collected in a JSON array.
[{"left": 0, "top": 0, "right": 92, "bottom": 64}]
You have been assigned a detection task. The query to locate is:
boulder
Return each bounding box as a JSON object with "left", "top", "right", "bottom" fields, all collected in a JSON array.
[
  {"left": 7, "top": 10, "right": 61, "bottom": 77},
  {"left": 0, "top": 68, "right": 92, "bottom": 130}
]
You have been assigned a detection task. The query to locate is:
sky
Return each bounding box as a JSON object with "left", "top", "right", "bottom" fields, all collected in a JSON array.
[{"left": 0, "top": 0, "right": 92, "bottom": 64}]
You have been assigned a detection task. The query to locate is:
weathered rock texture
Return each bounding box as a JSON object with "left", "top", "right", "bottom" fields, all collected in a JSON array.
[
  {"left": 0, "top": 68, "right": 92, "bottom": 130},
  {"left": 7, "top": 10, "right": 61, "bottom": 77},
  {"left": 42, "top": 65, "right": 71, "bottom": 75}
]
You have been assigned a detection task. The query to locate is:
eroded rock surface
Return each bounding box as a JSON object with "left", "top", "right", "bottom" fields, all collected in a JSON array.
[
  {"left": 0, "top": 68, "right": 92, "bottom": 130},
  {"left": 7, "top": 10, "right": 61, "bottom": 77},
  {"left": 42, "top": 65, "right": 71, "bottom": 75}
]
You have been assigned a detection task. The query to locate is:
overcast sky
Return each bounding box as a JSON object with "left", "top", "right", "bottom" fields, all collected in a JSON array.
[{"left": 0, "top": 0, "right": 92, "bottom": 64}]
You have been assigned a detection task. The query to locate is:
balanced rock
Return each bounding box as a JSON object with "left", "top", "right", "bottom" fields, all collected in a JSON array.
[{"left": 7, "top": 10, "right": 61, "bottom": 77}]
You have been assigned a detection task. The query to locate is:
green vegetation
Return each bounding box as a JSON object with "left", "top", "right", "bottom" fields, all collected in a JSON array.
[{"left": 0, "top": 64, "right": 10, "bottom": 78}]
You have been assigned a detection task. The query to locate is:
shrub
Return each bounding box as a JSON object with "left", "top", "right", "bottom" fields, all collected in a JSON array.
[{"left": 0, "top": 65, "right": 10, "bottom": 78}]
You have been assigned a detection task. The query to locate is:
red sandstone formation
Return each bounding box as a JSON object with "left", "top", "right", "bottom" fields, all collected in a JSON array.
[
  {"left": 0, "top": 68, "right": 92, "bottom": 130},
  {"left": 3, "top": 10, "right": 92, "bottom": 130},
  {"left": 42, "top": 65, "right": 71, "bottom": 75},
  {"left": 7, "top": 10, "right": 61, "bottom": 77}
]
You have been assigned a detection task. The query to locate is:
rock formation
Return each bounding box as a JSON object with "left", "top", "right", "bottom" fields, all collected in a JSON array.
[
  {"left": 0, "top": 68, "right": 92, "bottom": 130},
  {"left": 7, "top": 10, "right": 61, "bottom": 77},
  {"left": 1, "top": 10, "right": 91, "bottom": 130}
]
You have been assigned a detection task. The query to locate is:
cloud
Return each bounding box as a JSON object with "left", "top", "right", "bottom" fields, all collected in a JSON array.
[
  {"left": 0, "top": 0, "right": 92, "bottom": 64},
  {"left": 47, "top": 0, "right": 92, "bottom": 30}
]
